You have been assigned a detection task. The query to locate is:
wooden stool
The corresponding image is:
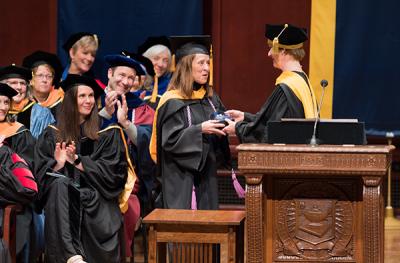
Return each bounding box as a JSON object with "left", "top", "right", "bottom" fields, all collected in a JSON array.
[{"left": 143, "top": 209, "right": 245, "bottom": 263}]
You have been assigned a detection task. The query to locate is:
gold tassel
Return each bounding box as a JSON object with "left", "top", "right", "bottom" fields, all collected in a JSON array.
[
  {"left": 93, "top": 34, "right": 99, "bottom": 46},
  {"left": 170, "top": 54, "right": 176, "bottom": 72},
  {"left": 272, "top": 24, "right": 289, "bottom": 54},
  {"left": 209, "top": 44, "right": 213, "bottom": 87},
  {"left": 272, "top": 37, "right": 279, "bottom": 54},
  {"left": 150, "top": 75, "right": 158, "bottom": 103}
]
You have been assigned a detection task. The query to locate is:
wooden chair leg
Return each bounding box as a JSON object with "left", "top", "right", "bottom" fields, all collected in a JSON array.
[
  {"left": 3, "top": 205, "right": 19, "bottom": 263},
  {"left": 141, "top": 223, "right": 148, "bottom": 263}
]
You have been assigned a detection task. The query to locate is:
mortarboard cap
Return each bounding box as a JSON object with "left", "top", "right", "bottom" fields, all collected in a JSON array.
[
  {"left": 169, "top": 35, "right": 214, "bottom": 87},
  {"left": 265, "top": 24, "right": 308, "bottom": 53},
  {"left": 60, "top": 74, "right": 103, "bottom": 99},
  {"left": 62, "top": 32, "right": 99, "bottom": 52},
  {"left": 0, "top": 83, "right": 18, "bottom": 99},
  {"left": 0, "top": 64, "right": 32, "bottom": 82},
  {"left": 169, "top": 35, "right": 211, "bottom": 63},
  {"left": 22, "top": 50, "right": 62, "bottom": 86},
  {"left": 137, "top": 36, "right": 171, "bottom": 55},
  {"left": 104, "top": 54, "right": 146, "bottom": 76}
]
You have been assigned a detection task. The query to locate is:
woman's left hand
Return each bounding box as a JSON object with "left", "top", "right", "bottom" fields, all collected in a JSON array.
[
  {"left": 66, "top": 141, "right": 77, "bottom": 164},
  {"left": 201, "top": 120, "right": 226, "bottom": 136}
]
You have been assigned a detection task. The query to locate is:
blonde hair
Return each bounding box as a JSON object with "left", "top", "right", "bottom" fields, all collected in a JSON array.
[
  {"left": 168, "top": 54, "right": 213, "bottom": 98},
  {"left": 71, "top": 35, "right": 99, "bottom": 55}
]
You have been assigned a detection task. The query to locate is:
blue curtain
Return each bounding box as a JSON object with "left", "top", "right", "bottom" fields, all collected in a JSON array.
[
  {"left": 58, "top": 0, "right": 203, "bottom": 83},
  {"left": 333, "top": 0, "right": 400, "bottom": 136}
]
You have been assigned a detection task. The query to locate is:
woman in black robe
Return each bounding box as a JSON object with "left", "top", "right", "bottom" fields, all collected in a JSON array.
[
  {"left": 34, "top": 74, "right": 127, "bottom": 263},
  {"left": 21, "top": 50, "right": 64, "bottom": 138},
  {"left": 150, "top": 36, "right": 230, "bottom": 210},
  {"left": 223, "top": 24, "right": 317, "bottom": 143},
  {"left": 0, "top": 83, "right": 37, "bottom": 263}
]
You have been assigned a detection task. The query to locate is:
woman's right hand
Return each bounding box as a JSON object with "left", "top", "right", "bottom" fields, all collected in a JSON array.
[
  {"left": 225, "top": 110, "right": 244, "bottom": 122},
  {"left": 53, "top": 142, "right": 67, "bottom": 171},
  {"left": 201, "top": 120, "right": 226, "bottom": 136}
]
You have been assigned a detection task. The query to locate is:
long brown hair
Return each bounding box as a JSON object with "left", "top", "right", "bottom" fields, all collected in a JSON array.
[
  {"left": 168, "top": 54, "right": 213, "bottom": 98},
  {"left": 56, "top": 84, "right": 99, "bottom": 143}
]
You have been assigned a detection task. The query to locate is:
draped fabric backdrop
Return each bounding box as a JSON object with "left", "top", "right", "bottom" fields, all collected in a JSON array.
[
  {"left": 57, "top": 0, "right": 203, "bottom": 84},
  {"left": 309, "top": 0, "right": 400, "bottom": 136}
]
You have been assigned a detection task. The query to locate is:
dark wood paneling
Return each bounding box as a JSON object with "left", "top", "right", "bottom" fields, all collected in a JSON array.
[
  {"left": 0, "top": 0, "right": 57, "bottom": 66},
  {"left": 207, "top": 0, "right": 311, "bottom": 113}
]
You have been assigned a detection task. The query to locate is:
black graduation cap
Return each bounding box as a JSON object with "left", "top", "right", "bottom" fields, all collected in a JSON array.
[
  {"left": 137, "top": 36, "right": 171, "bottom": 55},
  {"left": 0, "top": 64, "right": 32, "bottom": 82},
  {"left": 265, "top": 24, "right": 308, "bottom": 53},
  {"left": 121, "top": 51, "right": 155, "bottom": 77},
  {"left": 22, "top": 50, "right": 62, "bottom": 86},
  {"left": 0, "top": 83, "right": 18, "bottom": 99},
  {"left": 169, "top": 35, "right": 211, "bottom": 63},
  {"left": 104, "top": 54, "right": 146, "bottom": 76},
  {"left": 62, "top": 32, "right": 99, "bottom": 52},
  {"left": 60, "top": 74, "right": 103, "bottom": 99}
]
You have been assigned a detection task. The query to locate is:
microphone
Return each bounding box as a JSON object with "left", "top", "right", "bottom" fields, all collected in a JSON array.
[{"left": 309, "top": 79, "right": 328, "bottom": 146}]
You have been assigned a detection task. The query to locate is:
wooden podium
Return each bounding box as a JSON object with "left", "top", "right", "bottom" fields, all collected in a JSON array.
[{"left": 237, "top": 144, "right": 394, "bottom": 263}]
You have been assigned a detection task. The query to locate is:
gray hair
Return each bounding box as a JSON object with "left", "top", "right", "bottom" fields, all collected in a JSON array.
[{"left": 142, "top": 44, "right": 172, "bottom": 69}]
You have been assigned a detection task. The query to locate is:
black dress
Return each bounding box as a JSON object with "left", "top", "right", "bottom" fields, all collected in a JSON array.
[{"left": 34, "top": 126, "right": 128, "bottom": 263}]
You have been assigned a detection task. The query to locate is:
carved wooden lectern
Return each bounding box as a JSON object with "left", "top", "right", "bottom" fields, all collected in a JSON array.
[{"left": 238, "top": 144, "right": 394, "bottom": 263}]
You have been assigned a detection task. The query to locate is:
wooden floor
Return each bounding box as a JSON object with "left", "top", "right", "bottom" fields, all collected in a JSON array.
[{"left": 130, "top": 226, "right": 400, "bottom": 263}]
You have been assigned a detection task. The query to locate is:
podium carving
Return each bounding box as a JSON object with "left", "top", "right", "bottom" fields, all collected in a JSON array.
[{"left": 238, "top": 144, "right": 394, "bottom": 263}]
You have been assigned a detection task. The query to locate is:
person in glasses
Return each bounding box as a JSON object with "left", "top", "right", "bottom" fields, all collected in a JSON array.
[
  {"left": 0, "top": 65, "right": 34, "bottom": 130},
  {"left": 21, "top": 51, "right": 64, "bottom": 138}
]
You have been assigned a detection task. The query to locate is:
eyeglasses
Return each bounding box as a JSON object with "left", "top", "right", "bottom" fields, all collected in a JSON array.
[{"left": 34, "top": 74, "right": 54, "bottom": 80}]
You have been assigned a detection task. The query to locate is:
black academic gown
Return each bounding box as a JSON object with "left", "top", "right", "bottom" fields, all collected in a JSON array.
[
  {"left": 235, "top": 72, "right": 308, "bottom": 143},
  {"left": 34, "top": 126, "right": 127, "bottom": 263},
  {"left": 155, "top": 92, "right": 229, "bottom": 210},
  {"left": 4, "top": 127, "right": 35, "bottom": 170},
  {"left": 11, "top": 103, "right": 34, "bottom": 130},
  {"left": 1, "top": 126, "right": 37, "bottom": 263}
]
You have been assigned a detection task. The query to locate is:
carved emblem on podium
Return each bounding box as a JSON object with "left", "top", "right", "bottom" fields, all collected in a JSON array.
[
  {"left": 276, "top": 182, "right": 354, "bottom": 261},
  {"left": 295, "top": 199, "right": 335, "bottom": 252}
]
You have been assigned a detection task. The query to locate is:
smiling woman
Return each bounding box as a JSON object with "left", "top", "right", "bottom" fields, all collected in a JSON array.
[
  {"left": 61, "top": 32, "right": 105, "bottom": 89},
  {"left": 34, "top": 74, "right": 128, "bottom": 263},
  {"left": 0, "top": 82, "right": 37, "bottom": 263}
]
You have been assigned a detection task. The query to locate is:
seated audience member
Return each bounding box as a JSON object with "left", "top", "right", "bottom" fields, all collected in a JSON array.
[
  {"left": 35, "top": 74, "right": 128, "bottom": 263},
  {"left": 0, "top": 83, "right": 37, "bottom": 263},
  {"left": 137, "top": 36, "right": 172, "bottom": 108},
  {"left": 99, "top": 53, "right": 154, "bottom": 257},
  {"left": 0, "top": 65, "right": 35, "bottom": 131},
  {"left": 61, "top": 32, "right": 105, "bottom": 88},
  {"left": 22, "top": 50, "right": 64, "bottom": 138}
]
